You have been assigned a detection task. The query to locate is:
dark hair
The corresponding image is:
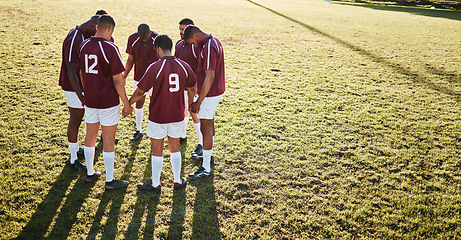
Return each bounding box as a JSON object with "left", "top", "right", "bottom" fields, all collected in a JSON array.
[
  {"left": 89, "top": 15, "right": 99, "bottom": 24},
  {"left": 138, "top": 23, "right": 150, "bottom": 37},
  {"left": 95, "top": 9, "right": 108, "bottom": 15},
  {"left": 97, "top": 14, "right": 116, "bottom": 28},
  {"left": 154, "top": 35, "right": 173, "bottom": 51},
  {"left": 183, "top": 25, "right": 201, "bottom": 40},
  {"left": 179, "top": 18, "right": 194, "bottom": 26}
]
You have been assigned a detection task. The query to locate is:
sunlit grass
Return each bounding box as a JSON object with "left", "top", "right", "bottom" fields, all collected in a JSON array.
[{"left": 0, "top": 0, "right": 460, "bottom": 239}]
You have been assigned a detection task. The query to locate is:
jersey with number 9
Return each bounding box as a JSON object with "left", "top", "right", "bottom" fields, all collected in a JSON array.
[{"left": 137, "top": 56, "right": 197, "bottom": 124}]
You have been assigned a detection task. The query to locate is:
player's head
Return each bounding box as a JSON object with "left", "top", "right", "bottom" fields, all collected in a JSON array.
[
  {"left": 97, "top": 14, "right": 116, "bottom": 35},
  {"left": 138, "top": 23, "right": 151, "bottom": 42},
  {"left": 179, "top": 18, "right": 194, "bottom": 40},
  {"left": 82, "top": 15, "right": 99, "bottom": 37},
  {"left": 154, "top": 35, "right": 173, "bottom": 51},
  {"left": 183, "top": 25, "right": 202, "bottom": 46},
  {"left": 95, "top": 9, "right": 108, "bottom": 15}
]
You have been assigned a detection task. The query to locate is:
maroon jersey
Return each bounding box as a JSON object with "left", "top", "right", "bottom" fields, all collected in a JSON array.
[
  {"left": 197, "top": 35, "right": 225, "bottom": 97},
  {"left": 78, "top": 37, "right": 126, "bottom": 109},
  {"left": 59, "top": 26, "right": 85, "bottom": 91},
  {"left": 137, "top": 56, "right": 197, "bottom": 124},
  {"left": 126, "top": 31, "right": 159, "bottom": 81},
  {"left": 174, "top": 39, "right": 199, "bottom": 74}
]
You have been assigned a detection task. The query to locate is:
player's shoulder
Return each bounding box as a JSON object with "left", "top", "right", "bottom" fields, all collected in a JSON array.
[
  {"left": 128, "top": 32, "right": 139, "bottom": 42},
  {"left": 175, "top": 39, "right": 184, "bottom": 47},
  {"left": 151, "top": 31, "right": 159, "bottom": 38}
]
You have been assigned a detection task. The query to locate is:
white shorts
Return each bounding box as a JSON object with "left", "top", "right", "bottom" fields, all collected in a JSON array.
[
  {"left": 133, "top": 80, "right": 153, "bottom": 96},
  {"left": 197, "top": 95, "right": 222, "bottom": 120},
  {"left": 85, "top": 105, "right": 120, "bottom": 126},
  {"left": 147, "top": 118, "right": 187, "bottom": 139},
  {"left": 64, "top": 91, "right": 84, "bottom": 109}
]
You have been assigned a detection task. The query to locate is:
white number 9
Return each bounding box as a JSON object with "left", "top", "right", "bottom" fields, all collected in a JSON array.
[{"left": 169, "top": 73, "right": 180, "bottom": 92}]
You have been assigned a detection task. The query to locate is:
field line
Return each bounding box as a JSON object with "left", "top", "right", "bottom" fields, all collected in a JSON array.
[{"left": 246, "top": 0, "right": 461, "bottom": 101}]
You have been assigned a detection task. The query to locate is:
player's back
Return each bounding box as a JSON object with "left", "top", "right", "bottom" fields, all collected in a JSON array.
[
  {"left": 79, "top": 37, "right": 125, "bottom": 109},
  {"left": 142, "top": 56, "right": 196, "bottom": 124}
]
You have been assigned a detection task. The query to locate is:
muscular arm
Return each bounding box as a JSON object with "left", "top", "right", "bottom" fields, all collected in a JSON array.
[
  {"left": 113, "top": 73, "right": 133, "bottom": 117},
  {"left": 66, "top": 62, "right": 84, "bottom": 104},
  {"left": 122, "top": 54, "right": 135, "bottom": 79},
  {"left": 190, "top": 69, "right": 214, "bottom": 113},
  {"left": 129, "top": 88, "right": 146, "bottom": 105}
]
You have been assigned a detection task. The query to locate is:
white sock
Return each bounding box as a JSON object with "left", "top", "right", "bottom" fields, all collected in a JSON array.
[
  {"left": 194, "top": 122, "right": 203, "bottom": 145},
  {"left": 213, "top": 135, "right": 215, "bottom": 145},
  {"left": 151, "top": 155, "right": 164, "bottom": 187},
  {"left": 202, "top": 149, "right": 212, "bottom": 172},
  {"left": 170, "top": 152, "right": 182, "bottom": 183},
  {"left": 103, "top": 151, "right": 115, "bottom": 182},
  {"left": 84, "top": 146, "right": 95, "bottom": 176},
  {"left": 68, "top": 141, "right": 79, "bottom": 163},
  {"left": 135, "top": 108, "right": 143, "bottom": 132}
]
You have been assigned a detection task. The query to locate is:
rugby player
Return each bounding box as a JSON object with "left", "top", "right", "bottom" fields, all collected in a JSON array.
[
  {"left": 59, "top": 14, "right": 99, "bottom": 171},
  {"left": 184, "top": 26, "right": 225, "bottom": 179},
  {"left": 78, "top": 15, "right": 132, "bottom": 189},
  {"left": 130, "top": 35, "right": 197, "bottom": 192},
  {"left": 123, "top": 24, "right": 159, "bottom": 141},
  {"left": 174, "top": 18, "right": 203, "bottom": 159}
]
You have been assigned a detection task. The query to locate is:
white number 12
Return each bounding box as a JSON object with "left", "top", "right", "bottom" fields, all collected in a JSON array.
[{"left": 85, "top": 54, "right": 98, "bottom": 74}]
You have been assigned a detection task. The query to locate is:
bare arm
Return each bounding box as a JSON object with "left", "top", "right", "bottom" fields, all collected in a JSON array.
[
  {"left": 66, "top": 62, "right": 84, "bottom": 104},
  {"left": 190, "top": 69, "right": 214, "bottom": 113},
  {"left": 113, "top": 73, "right": 133, "bottom": 117},
  {"left": 122, "top": 54, "right": 135, "bottom": 79},
  {"left": 186, "top": 85, "right": 196, "bottom": 106},
  {"left": 129, "top": 88, "right": 146, "bottom": 105}
]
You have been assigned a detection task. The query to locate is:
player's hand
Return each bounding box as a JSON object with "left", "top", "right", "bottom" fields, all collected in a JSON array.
[
  {"left": 189, "top": 102, "right": 200, "bottom": 114},
  {"left": 122, "top": 104, "right": 133, "bottom": 117}
]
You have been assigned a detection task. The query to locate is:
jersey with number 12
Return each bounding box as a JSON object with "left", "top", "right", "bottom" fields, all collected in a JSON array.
[
  {"left": 137, "top": 56, "right": 197, "bottom": 124},
  {"left": 78, "top": 37, "right": 125, "bottom": 109}
]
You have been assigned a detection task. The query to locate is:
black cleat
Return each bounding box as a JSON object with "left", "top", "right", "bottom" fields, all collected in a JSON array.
[
  {"left": 130, "top": 131, "right": 142, "bottom": 141},
  {"left": 71, "top": 159, "right": 87, "bottom": 171},
  {"left": 137, "top": 179, "right": 161, "bottom": 192},
  {"left": 105, "top": 179, "right": 129, "bottom": 190},
  {"left": 188, "top": 167, "right": 211, "bottom": 179},
  {"left": 180, "top": 137, "right": 187, "bottom": 144},
  {"left": 191, "top": 144, "right": 203, "bottom": 160},
  {"left": 174, "top": 177, "right": 187, "bottom": 190},
  {"left": 85, "top": 171, "right": 101, "bottom": 182},
  {"left": 77, "top": 148, "right": 84, "bottom": 157}
]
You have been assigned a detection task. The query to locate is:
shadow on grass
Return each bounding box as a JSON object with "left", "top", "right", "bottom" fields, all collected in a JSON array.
[
  {"left": 190, "top": 174, "right": 222, "bottom": 240},
  {"left": 14, "top": 164, "right": 94, "bottom": 239},
  {"left": 332, "top": 1, "right": 461, "bottom": 21},
  {"left": 123, "top": 149, "right": 162, "bottom": 240},
  {"left": 86, "top": 140, "right": 139, "bottom": 240},
  {"left": 166, "top": 189, "right": 187, "bottom": 239},
  {"left": 246, "top": 0, "right": 461, "bottom": 101}
]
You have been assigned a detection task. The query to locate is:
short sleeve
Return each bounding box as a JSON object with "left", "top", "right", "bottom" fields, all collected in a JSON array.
[
  {"left": 126, "top": 36, "right": 134, "bottom": 55},
  {"left": 137, "top": 64, "right": 156, "bottom": 93},
  {"left": 110, "top": 46, "right": 126, "bottom": 76},
  {"left": 185, "top": 63, "right": 197, "bottom": 88},
  {"left": 202, "top": 41, "right": 218, "bottom": 71}
]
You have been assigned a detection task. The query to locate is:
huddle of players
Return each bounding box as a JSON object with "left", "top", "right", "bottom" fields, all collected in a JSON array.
[{"left": 59, "top": 12, "right": 225, "bottom": 191}]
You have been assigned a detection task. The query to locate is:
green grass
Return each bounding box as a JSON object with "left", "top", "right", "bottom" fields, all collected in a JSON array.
[{"left": 1, "top": 0, "right": 460, "bottom": 239}]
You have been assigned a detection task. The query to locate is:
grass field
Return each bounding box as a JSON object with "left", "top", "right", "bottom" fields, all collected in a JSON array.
[{"left": 1, "top": 0, "right": 460, "bottom": 239}]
